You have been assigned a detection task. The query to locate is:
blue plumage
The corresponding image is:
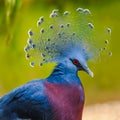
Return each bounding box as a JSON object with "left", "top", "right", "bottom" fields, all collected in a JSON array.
[{"left": 0, "top": 79, "right": 51, "bottom": 119}]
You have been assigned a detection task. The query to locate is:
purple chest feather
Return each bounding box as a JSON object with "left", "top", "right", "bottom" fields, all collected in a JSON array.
[{"left": 45, "top": 81, "right": 85, "bottom": 120}]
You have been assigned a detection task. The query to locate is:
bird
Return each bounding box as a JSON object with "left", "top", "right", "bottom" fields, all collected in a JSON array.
[{"left": 0, "top": 8, "right": 111, "bottom": 120}]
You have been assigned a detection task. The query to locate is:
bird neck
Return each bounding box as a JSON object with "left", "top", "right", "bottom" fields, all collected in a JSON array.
[
  {"left": 53, "top": 63, "right": 77, "bottom": 75},
  {"left": 47, "top": 63, "right": 81, "bottom": 84}
]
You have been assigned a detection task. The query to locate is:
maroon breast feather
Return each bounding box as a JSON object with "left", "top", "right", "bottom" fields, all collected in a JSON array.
[{"left": 45, "top": 81, "right": 85, "bottom": 120}]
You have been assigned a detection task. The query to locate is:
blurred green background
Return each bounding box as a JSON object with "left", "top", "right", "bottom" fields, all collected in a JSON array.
[{"left": 0, "top": 0, "right": 119, "bottom": 105}]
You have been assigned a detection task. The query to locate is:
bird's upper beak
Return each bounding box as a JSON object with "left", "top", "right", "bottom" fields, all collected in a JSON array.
[
  {"left": 85, "top": 67, "right": 94, "bottom": 77},
  {"left": 81, "top": 65, "right": 94, "bottom": 77}
]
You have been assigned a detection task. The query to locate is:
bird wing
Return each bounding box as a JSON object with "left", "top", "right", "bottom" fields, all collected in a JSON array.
[
  {"left": 0, "top": 79, "right": 51, "bottom": 119},
  {"left": 0, "top": 79, "right": 46, "bottom": 106}
]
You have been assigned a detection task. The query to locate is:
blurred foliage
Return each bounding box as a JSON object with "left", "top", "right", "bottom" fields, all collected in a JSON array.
[
  {"left": 0, "top": 0, "right": 22, "bottom": 45},
  {"left": 0, "top": 0, "right": 120, "bottom": 104}
]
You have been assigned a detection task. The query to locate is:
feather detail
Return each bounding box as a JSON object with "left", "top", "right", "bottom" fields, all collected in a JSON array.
[{"left": 25, "top": 8, "right": 112, "bottom": 67}]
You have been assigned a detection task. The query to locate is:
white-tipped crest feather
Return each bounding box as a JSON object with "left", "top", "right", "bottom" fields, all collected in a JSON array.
[{"left": 25, "top": 8, "right": 112, "bottom": 67}]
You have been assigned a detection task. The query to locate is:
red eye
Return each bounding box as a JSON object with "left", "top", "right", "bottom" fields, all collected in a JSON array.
[{"left": 73, "top": 59, "right": 79, "bottom": 65}]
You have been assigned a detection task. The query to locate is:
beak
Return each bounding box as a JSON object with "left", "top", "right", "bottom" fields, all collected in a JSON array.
[
  {"left": 86, "top": 68, "right": 94, "bottom": 77},
  {"left": 83, "top": 66, "right": 94, "bottom": 77}
]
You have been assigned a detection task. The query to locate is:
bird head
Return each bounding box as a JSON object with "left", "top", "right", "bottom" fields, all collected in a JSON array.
[
  {"left": 69, "top": 57, "right": 93, "bottom": 77},
  {"left": 24, "top": 8, "right": 112, "bottom": 76},
  {"left": 56, "top": 43, "right": 94, "bottom": 77}
]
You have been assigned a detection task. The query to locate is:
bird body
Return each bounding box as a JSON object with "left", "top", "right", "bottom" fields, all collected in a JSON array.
[
  {"left": 0, "top": 8, "right": 111, "bottom": 120},
  {"left": 45, "top": 63, "right": 85, "bottom": 120},
  {"left": 0, "top": 62, "right": 84, "bottom": 120}
]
